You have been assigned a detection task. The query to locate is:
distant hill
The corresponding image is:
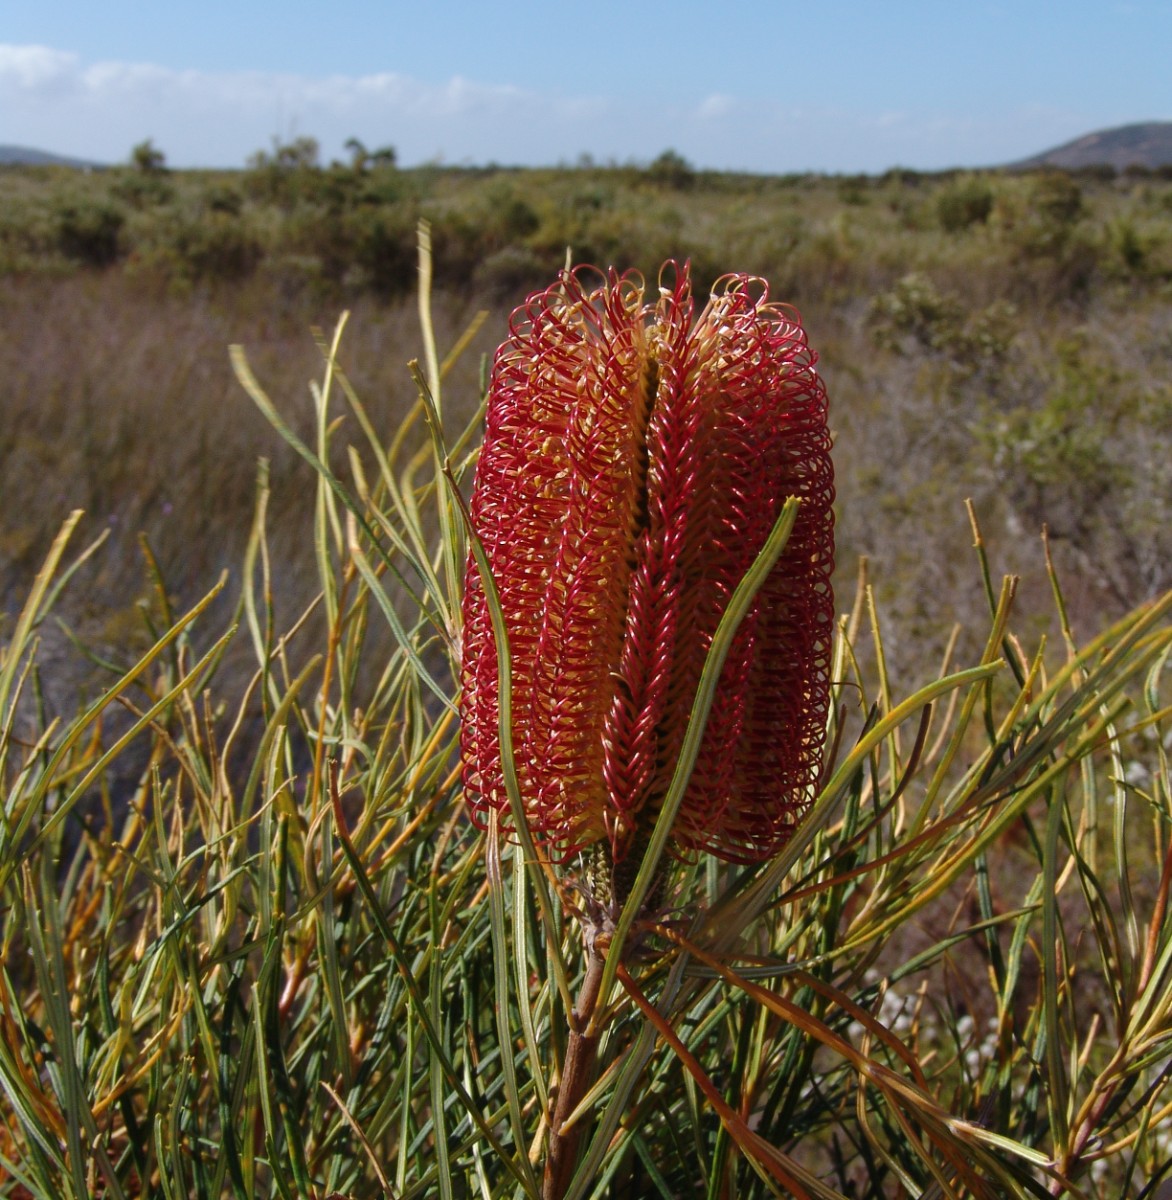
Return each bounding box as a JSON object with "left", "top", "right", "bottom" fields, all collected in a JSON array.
[
  {"left": 1014, "top": 122, "right": 1172, "bottom": 171},
  {"left": 0, "top": 145, "right": 104, "bottom": 168}
]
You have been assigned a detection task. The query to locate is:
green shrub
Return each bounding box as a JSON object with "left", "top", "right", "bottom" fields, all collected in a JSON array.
[
  {"left": 55, "top": 200, "right": 125, "bottom": 265},
  {"left": 244, "top": 137, "right": 327, "bottom": 208},
  {"left": 991, "top": 171, "right": 1086, "bottom": 262},
  {"left": 836, "top": 174, "right": 871, "bottom": 205},
  {"left": 170, "top": 211, "right": 263, "bottom": 281},
  {"left": 127, "top": 204, "right": 263, "bottom": 284},
  {"left": 110, "top": 168, "right": 175, "bottom": 210},
  {"left": 204, "top": 184, "right": 244, "bottom": 216},
  {"left": 348, "top": 206, "right": 417, "bottom": 295},
  {"left": 130, "top": 137, "right": 167, "bottom": 173},
  {"left": 868, "top": 272, "right": 962, "bottom": 352},
  {"left": 936, "top": 175, "right": 995, "bottom": 232},
  {"left": 1028, "top": 170, "right": 1085, "bottom": 227},
  {"left": 1072, "top": 162, "right": 1117, "bottom": 183},
  {"left": 880, "top": 166, "right": 923, "bottom": 188},
  {"left": 646, "top": 148, "right": 695, "bottom": 190},
  {"left": 471, "top": 243, "right": 552, "bottom": 297},
  {"left": 867, "top": 275, "right": 1020, "bottom": 399}
]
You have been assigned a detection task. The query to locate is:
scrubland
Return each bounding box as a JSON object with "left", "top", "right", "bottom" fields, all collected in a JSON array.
[
  {"left": 1, "top": 154, "right": 1171, "bottom": 1198},
  {"left": 5, "top": 156, "right": 1171, "bottom": 687}
]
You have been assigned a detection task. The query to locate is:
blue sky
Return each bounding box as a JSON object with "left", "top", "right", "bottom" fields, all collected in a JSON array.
[{"left": 2, "top": 1, "right": 1170, "bottom": 172}]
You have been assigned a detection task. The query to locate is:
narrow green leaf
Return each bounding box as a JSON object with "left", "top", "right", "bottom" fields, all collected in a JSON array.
[
  {"left": 1040, "top": 787, "right": 1070, "bottom": 1148},
  {"left": 486, "top": 816, "right": 540, "bottom": 1192},
  {"left": 602, "top": 497, "right": 802, "bottom": 1004}
]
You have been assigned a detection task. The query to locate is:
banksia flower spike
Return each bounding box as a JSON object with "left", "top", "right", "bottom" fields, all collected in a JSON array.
[{"left": 460, "top": 263, "right": 834, "bottom": 873}]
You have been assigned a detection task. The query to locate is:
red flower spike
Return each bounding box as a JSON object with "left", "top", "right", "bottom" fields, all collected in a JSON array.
[{"left": 460, "top": 263, "right": 834, "bottom": 866}]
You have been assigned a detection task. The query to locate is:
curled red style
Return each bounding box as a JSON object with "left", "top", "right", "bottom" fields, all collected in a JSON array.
[{"left": 460, "top": 263, "right": 835, "bottom": 865}]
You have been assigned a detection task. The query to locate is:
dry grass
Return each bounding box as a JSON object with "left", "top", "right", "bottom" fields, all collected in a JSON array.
[{"left": 0, "top": 270, "right": 498, "bottom": 708}]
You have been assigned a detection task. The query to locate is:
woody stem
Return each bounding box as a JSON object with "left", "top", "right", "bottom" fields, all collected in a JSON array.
[{"left": 542, "top": 942, "right": 607, "bottom": 1200}]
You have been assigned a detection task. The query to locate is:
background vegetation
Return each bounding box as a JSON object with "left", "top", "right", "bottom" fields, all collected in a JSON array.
[
  {"left": 4, "top": 145, "right": 1172, "bottom": 693},
  {"left": 1, "top": 148, "right": 1172, "bottom": 1196}
]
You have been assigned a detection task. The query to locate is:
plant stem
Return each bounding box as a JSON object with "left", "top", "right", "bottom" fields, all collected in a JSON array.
[{"left": 543, "top": 943, "right": 607, "bottom": 1200}]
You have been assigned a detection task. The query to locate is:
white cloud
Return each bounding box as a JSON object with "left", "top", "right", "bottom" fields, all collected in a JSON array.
[
  {"left": 696, "top": 93, "right": 735, "bottom": 120},
  {"left": 869, "top": 111, "right": 908, "bottom": 130},
  {"left": 0, "top": 43, "right": 80, "bottom": 94},
  {"left": 0, "top": 42, "right": 1101, "bottom": 173},
  {"left": 0, "top": 43, "right": 617, "bottom": 167}
]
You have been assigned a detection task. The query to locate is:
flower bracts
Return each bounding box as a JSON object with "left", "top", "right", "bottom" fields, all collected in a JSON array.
[{"left": 460, "top": 264, "right": 834, "bottom": 865}]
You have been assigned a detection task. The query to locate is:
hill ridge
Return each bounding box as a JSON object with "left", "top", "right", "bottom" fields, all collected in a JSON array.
[
  {"left": 0, "top": 144, "right": 104, "bottom": 168},
  {"left": 1013, "top": 121, "right": 1172, "bottom": 170}
]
